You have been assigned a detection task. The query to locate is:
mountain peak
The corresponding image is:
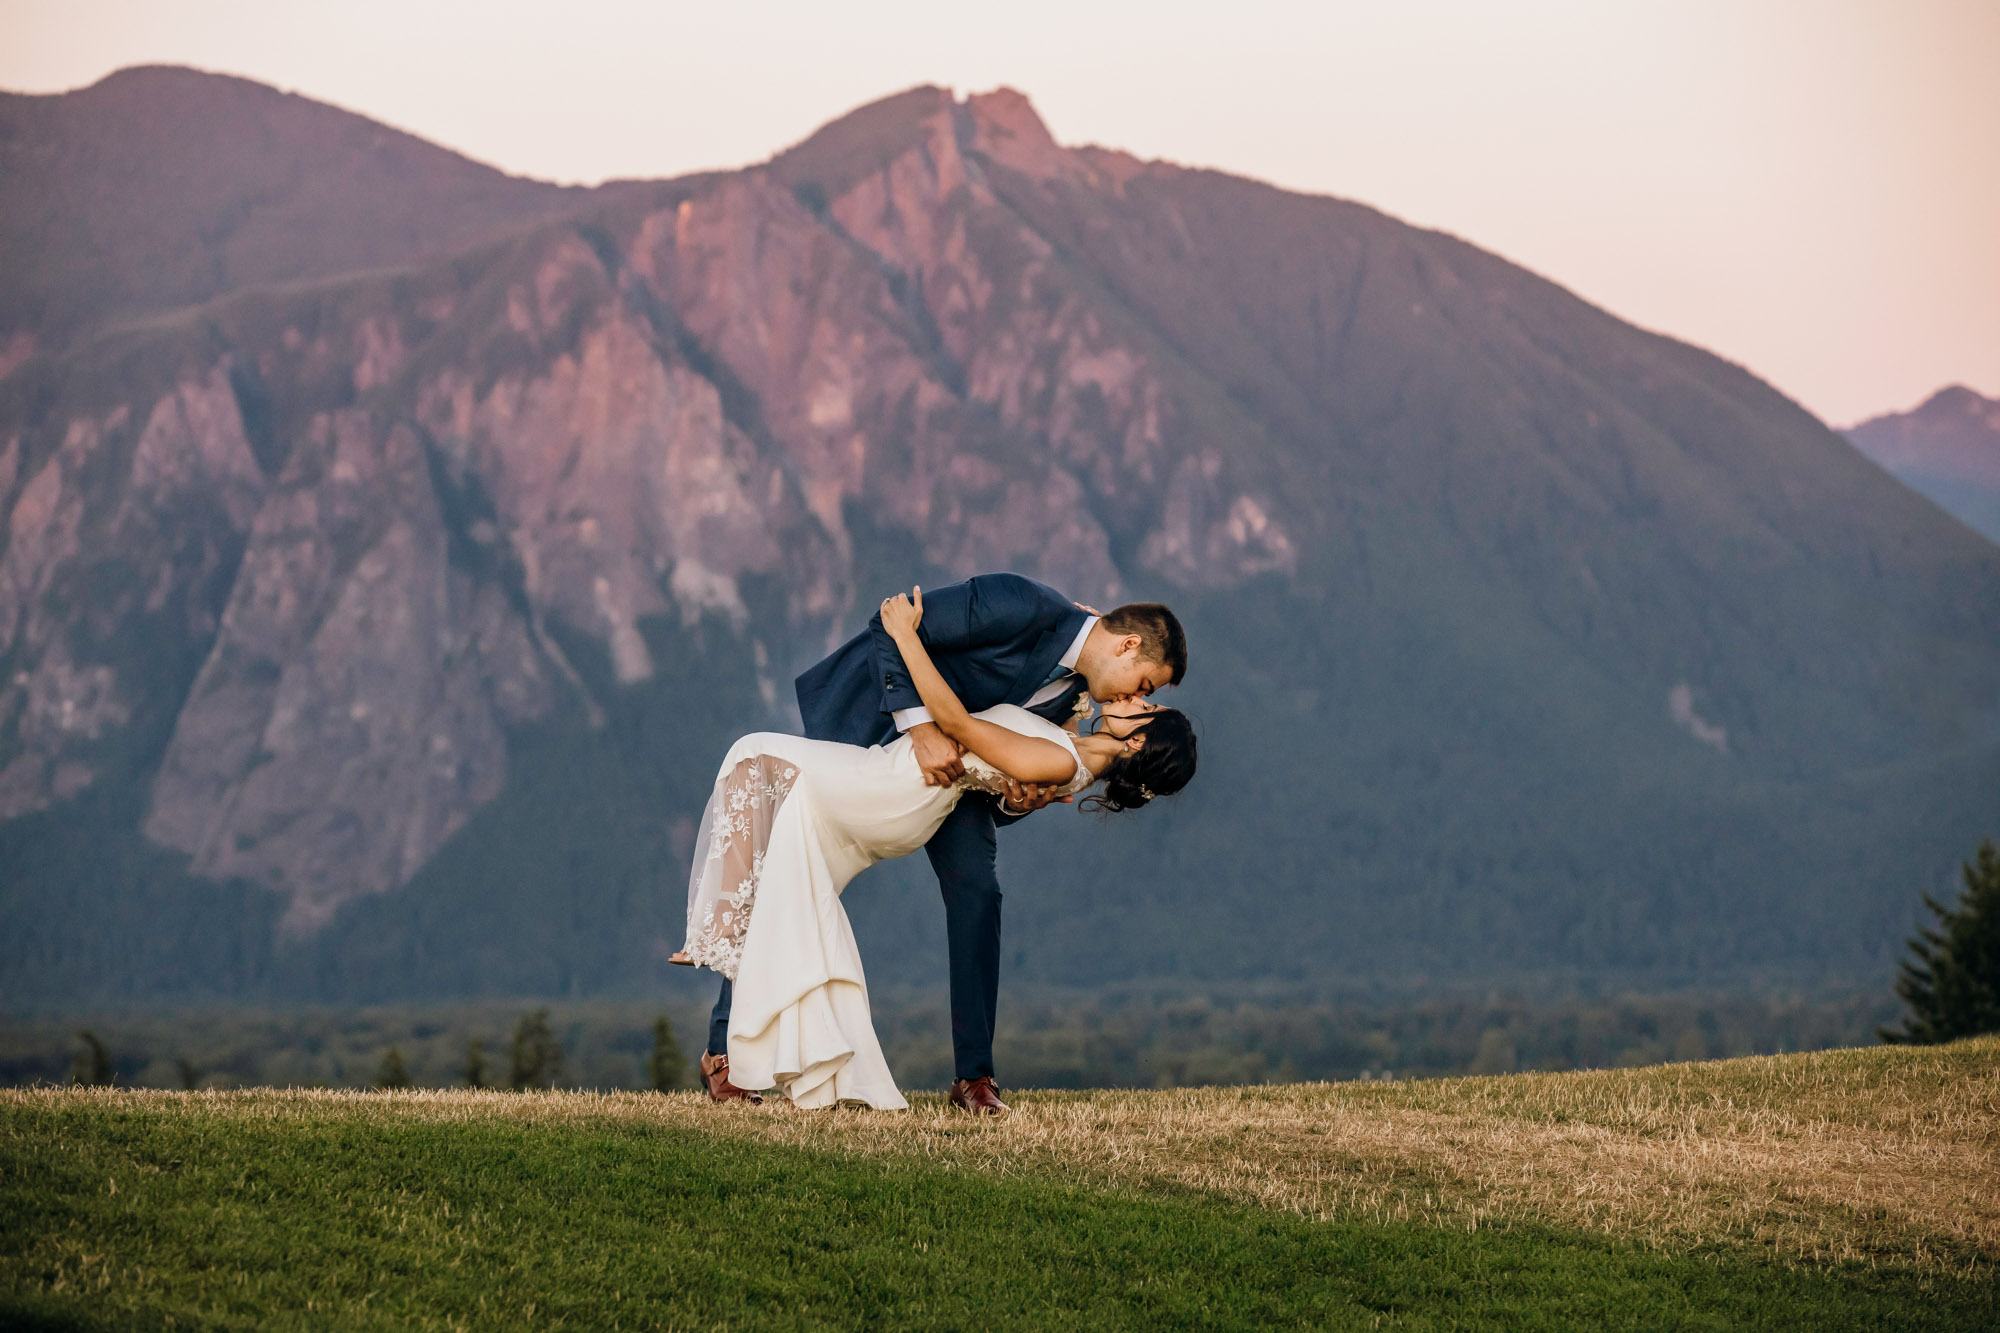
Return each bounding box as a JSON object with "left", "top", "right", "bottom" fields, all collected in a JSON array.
[
  {"left": 1849, "top": 383, "right": 2000, "bottom": 455},
  {"left": 80, "top": 63, "right": 271, "bottom": 93},
  {"left": 963, "top": 87, "right": 1070, "bottom": 179},
  {"left": 767, "top": 85, "right": 956, "bottom": 201},
  {"left": 769, "top": 84, "right": 1093, "bottom": 202},
  {"left": 1844, "top": 383, "right": 2000, "bottom": 539},
  {"left": 1914, "top": 383, "right": 2000, "bottom": 424},
  {"left": 0, "top": 63, "right": 579, "bottom": 350}
]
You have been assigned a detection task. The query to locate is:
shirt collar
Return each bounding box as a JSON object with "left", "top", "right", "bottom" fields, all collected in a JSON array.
[{"left": 1058, "top": 616, "right": 1097, "bottom": 673}]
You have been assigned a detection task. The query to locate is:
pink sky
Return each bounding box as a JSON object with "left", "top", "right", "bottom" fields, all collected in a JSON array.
[{"left": 4, "top": 0, "right": 1995, "bottom": 426}]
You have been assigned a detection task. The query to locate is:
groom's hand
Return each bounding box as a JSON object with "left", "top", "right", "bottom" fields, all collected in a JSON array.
[
  {"left": 1001, "top": 778, "right": 1070, "bottom": 815},
  {"left": 909, "top": 722, "right": 965, "bottom": 787}
]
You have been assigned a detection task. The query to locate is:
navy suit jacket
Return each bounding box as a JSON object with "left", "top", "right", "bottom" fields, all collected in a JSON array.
[{"left": 796, "top": 573, "right": 1088, "bottom": 749}]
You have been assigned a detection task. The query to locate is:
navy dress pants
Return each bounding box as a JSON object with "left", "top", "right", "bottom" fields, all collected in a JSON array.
[{"left": 705, "top": 793, "right": 1005, "bottom": 1082}]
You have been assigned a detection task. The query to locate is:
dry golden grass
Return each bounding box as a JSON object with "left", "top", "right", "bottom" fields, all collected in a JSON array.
[{"left": 12, "top": 1037, "right": 1996, "bottom": 1274}]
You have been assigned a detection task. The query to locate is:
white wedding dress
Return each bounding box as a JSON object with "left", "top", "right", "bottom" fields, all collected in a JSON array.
[{"left": 679, "top": 704, "right": 1091, "bottom": 1110}]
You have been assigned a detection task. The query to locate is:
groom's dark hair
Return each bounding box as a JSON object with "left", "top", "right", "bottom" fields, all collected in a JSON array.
[{"left": 1100, "top": 603, "right": 1188, "bottom": 685}]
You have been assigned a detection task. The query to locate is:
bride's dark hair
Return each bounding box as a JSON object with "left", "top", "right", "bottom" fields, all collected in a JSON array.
[{"left": 1081, "top": 709, "right": 1198, "bottom": 813}]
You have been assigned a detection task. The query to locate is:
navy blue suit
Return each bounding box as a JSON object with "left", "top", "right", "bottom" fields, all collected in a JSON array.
[{"left": 706, "top": 573, "right": 1090, "bottom": 1081}]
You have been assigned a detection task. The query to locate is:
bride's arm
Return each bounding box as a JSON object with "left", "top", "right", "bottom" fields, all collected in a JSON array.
[{"left": 880, "top": 589, "right": 1079, "bottom": 785}]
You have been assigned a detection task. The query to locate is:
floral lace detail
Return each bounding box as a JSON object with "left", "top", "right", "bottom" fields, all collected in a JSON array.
[
  {"left": 682, "top": 755, "right": 798, "bottom": 980},
  {"left": 956, "top": 730, "right": 1091, "bottom": 805}
]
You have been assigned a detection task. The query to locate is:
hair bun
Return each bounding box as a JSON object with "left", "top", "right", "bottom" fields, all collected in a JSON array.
[{"left": 1081, "top": 709, "right": 1197, "bottom": 814}]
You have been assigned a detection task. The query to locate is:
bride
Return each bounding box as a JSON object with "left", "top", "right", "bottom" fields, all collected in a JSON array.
[{"left": 674, "top": 587, "right": 1197, "bottom": 1109}]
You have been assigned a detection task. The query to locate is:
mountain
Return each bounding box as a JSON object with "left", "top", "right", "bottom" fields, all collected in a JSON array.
[
  {"left": 3, "top": 72, "right": 1996, "bottom": 1008},
  {"left": 1845, "top": 386, "right": 2000, "bottom": 543},
  {"left": 0, "top": 65, "right": 612, "bottom": 371}
]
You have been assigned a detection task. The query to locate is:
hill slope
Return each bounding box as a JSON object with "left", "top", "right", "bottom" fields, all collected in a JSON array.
[
  {"left": 4, "top": 1042, "right": 1996, "bottom": 1327},
  {"left": 1, "top": 73, "right": 1996, "bottom": 1005}
]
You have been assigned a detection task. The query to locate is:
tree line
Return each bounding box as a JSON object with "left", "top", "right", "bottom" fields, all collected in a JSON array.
[
  {"left": 61, "top": 1008, "right": 689, "bottom": 1094},
  {"left": 33, "top": 840, "right": 2000, "bottom": 1091}
]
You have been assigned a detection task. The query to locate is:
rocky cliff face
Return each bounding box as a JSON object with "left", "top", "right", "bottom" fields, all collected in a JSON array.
[
  {"left": 3, "top": 73, "right": 1997, "bottom": 1000},
  {"left": 0, "top": 89, "right": 1304, "bottom": 933},
  {"left": 1, "top": 365, "right": 263, "bottom": 820}
]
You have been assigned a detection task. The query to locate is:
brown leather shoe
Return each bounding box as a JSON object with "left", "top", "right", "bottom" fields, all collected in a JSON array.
[
  {"left": 949, "top": 1076, "right": 1009, "bottom": 1115},
  {"left": 700, "top": 1051, "right": 763, "bottom": 1104}
]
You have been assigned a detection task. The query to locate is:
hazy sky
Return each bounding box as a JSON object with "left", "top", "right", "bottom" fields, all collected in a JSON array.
[{"left": 4, "top": 0, "right": 1995, "bottom": 426}]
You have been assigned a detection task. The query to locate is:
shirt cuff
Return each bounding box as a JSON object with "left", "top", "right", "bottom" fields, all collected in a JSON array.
[{"left": 893, "top": 706, "right": 934, "bottom": 732}]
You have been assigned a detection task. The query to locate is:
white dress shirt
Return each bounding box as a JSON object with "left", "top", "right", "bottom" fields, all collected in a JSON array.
[{"left": 894, "top": 616, "right": 1097, "bottom": 732}]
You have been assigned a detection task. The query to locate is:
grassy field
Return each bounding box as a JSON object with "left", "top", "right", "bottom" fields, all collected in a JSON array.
[{"left": 3, "top": 1040, "right": 1995, "bottom": 1330}]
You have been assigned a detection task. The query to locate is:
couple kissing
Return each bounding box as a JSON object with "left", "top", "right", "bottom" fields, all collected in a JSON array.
[{"left": 670, "top": 572, "right": 1196, "bottom": 1111}]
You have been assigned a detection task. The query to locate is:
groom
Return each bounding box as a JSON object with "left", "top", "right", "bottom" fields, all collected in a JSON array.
[{"left": 699, "top": 571, "right": 1188, "bottom": 1113}]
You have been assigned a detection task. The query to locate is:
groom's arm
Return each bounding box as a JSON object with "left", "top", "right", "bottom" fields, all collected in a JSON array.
[{"left": 867, "top": 573, "right": 1067, "bottom": 717}]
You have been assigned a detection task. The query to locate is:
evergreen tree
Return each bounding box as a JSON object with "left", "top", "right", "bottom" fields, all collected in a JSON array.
[
  {"left": 649, "top": 1015, "right": 686, "bottom": 1092},
  {"left": 464, "top": 1039, "right": 489, "bottom": 1089},
  {"left": 508, "top": 1009, "right": 564, "bottom": 1090},
  {"left": 1882, "top": 840, "right": 2000, "bottom": 1044},
  {"left": 70, "top": 1030, "right": 113, "bottom": 1086},
  {"left": 375, "top": 1047, "right": 413, "bottom": 1089}
]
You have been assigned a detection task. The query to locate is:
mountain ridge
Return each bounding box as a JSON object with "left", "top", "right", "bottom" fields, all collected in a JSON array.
[{"left": 0, "top": 64, "right": 619, "bottom": 361}]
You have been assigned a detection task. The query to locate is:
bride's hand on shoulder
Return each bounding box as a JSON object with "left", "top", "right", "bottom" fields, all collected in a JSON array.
[{"left": 880, "top": 586, "right": 923, "bottom": 640}]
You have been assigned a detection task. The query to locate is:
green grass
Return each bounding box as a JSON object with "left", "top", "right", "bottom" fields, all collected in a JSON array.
[{"left": 3, "top": 1091, "right": 1994, "bottom": 1330}]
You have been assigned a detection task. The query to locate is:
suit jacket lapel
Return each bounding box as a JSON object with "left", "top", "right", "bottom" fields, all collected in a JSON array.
[{"left": 1010, "top": 613, "right": 1084, "bottom": 705}]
